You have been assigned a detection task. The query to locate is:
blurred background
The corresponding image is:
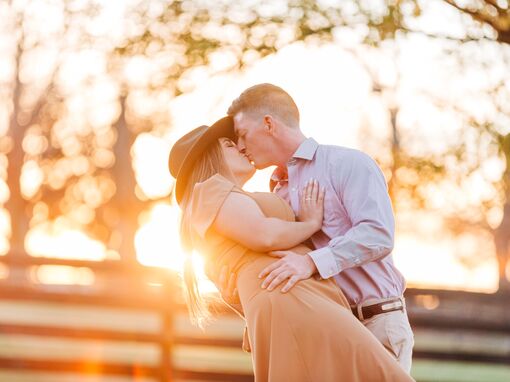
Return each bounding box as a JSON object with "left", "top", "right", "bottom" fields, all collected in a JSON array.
[{"left": 0, "top": 0, "right": 509, "bottom": 381}]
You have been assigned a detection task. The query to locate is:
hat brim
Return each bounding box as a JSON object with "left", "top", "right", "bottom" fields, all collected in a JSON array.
[{"left": 171, "top": 116, "right": 235, "bottom": 204}]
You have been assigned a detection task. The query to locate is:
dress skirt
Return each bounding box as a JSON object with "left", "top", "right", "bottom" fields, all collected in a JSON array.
[{"left": 236, "top": 255, "right": 414, "bottom": 382}]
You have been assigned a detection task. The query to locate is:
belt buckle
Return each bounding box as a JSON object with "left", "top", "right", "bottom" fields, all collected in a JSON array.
[
  {"left": 353, "top": 297, "right": 404, "bottom": 321},
  {"left": 380, "top": 298, "right": 403, "bottom": 313}
]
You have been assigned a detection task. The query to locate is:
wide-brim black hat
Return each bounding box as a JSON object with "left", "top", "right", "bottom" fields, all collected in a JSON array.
[{"left": 168, "top": 116, "right": 235, "bottom": 204}]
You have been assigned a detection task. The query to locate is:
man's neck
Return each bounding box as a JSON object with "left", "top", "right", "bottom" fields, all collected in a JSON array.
[{"left": 278, "top": 134, "right": 307, "bottom": 167}]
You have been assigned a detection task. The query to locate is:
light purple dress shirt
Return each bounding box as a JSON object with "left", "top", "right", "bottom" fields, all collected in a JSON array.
[{"left": 270, "top": 138, "right": 406, "bottom": 305}]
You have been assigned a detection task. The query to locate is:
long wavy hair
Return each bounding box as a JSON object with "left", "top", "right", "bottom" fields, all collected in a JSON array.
[{"left": 178, "top": 139, "right": 233, "bottom": 327}]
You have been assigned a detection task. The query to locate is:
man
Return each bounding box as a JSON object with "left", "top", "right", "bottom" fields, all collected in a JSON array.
[{"left": 220, "top": 83, "right": 414, "bottom": 372}]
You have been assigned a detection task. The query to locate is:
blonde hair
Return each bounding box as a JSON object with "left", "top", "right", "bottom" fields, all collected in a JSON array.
[
  {"left": 227, "top": 83, "right": 300, "bottom": 128},
  {"left": 178, "top": 139, "right": 232, "bottom": 327}
]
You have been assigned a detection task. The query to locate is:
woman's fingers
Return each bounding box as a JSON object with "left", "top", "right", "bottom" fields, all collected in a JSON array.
[
  {"left": 227, "top": 273, "right": 236, "bottom": 295},
  {"left": 316, "top": 186, "right": 325, "bottom": 207},
  {"left": 218, "top": 266, "right": 240, "bottom": 303},
  {"left": 219, "top": 266, "right": 228, "bottom": 291},
  {"left": 303, "top": 179, "right": 316, "bottom": 203},
  {"left": 311, "top": 179, "right": 319, "bottom": 201},
  {"left": 304, "top": 179, "right": 311, "bottom": 202}
]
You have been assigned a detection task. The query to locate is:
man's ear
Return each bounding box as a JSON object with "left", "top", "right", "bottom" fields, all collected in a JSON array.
[{"left": 263, "top": 115, "right": 276, "bottom": 135}]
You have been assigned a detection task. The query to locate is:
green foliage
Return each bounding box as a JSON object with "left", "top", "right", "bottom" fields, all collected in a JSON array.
[{"left": 2, "top": 0, "right": 510, "bottom": 281}]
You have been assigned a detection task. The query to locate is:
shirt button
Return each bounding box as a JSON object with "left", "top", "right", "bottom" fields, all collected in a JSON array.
[{"left": 292, "top": 187, "right": 297, "bottom": 192}]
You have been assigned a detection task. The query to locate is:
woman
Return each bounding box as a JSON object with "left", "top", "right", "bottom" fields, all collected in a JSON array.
[{"left": 169, "top": 116, "right": 414, "bottom": 381}]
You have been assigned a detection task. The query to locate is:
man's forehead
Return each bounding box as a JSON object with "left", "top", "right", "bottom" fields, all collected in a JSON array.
[
  {"left": 233, "top": 115, "right": 246, "bottom": 135},
  {"left": 233, "top": 111, "right": 257, "bottom": 128}
]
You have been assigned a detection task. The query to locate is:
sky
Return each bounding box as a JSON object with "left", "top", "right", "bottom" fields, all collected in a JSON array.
[
  {"left": 150, "top": 38, "right": 504, "bottom": 293},
  {"left": 2, "top": 0, "right": 509, "bottom": 293}
]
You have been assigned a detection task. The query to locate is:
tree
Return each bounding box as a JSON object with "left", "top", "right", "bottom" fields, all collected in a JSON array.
[
  {"left": 2, "top": 0, "right": 508, "bottom": 292},
  {"left": 1, "top": 1, "right": 88, "bottom": 265},
  {"left": 441, "top": 0, "right": 510, "bottom": 44},
  {"left": 2, "top": 0, "right": 388, "bottom": 268},
  {"left": 2, "top": 0, "right": 429, "bottom": 262},
  {"left": 330, "top": 0, "right": 510, "bottom": 292},
  {"left": 358, "top": 38, "right": 510, "bottom": 292},
  {"left": 432, "top": 76, "right": 510, "bottom": 292},
  {"left": 365, "top": 0, "right": 510, "bottom": 45}
]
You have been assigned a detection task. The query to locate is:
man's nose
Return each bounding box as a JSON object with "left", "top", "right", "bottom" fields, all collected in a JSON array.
[{"left": 237, "top": 140, "right": 246, "bottom": 153}]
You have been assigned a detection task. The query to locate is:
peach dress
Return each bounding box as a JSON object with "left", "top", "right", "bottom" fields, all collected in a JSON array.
[{"left": 190, "top": 174, "right": 414, "bottom": 382}]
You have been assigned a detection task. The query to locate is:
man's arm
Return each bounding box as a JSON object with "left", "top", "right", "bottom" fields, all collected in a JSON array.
[
  {"left": 308, "top": 151, "right": 395, "bottom": 279},
  {"left": 259, "top": 150, "right": 394, "bottom": 290}
]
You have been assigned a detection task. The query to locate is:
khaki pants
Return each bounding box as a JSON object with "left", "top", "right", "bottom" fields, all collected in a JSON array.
[{"left": 361, "top": 307, "right": 414, "bottom": 373}]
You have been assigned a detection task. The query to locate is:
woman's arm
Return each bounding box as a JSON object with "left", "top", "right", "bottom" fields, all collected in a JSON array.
[{"left": 212, "top": 180, "right": 324, "bottom": 252}]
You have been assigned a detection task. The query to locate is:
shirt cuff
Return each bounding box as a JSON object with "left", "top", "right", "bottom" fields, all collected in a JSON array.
[{"left": 308, "top": 246, "right": 338, "bottom": 279}]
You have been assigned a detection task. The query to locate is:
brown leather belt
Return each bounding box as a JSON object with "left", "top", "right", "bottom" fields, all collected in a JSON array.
[{"left": 351, "top": 297, "right": 405, "bottom": 321}]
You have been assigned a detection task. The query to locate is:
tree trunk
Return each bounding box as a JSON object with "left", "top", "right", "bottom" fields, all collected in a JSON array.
[
  {"left": 4, "top": 40, "right": 31, "bottom": 285},
  {"left": 495, "top": 205, "right": 510, "bottom": 293},
  {"left": 111, "top": 96, "right": 145, "bottom": 264},
  {"left": 5, "top": 43, "right": 30, "bottom": 259},
  {"left": 388, "top": 106, "right": 400, "bottom": 204},
  {"left": 499, "top": 30, "right": 510, "bottom": 45},
  {"left": 495, "top": 134, "right": 510, "bottom": 293}
]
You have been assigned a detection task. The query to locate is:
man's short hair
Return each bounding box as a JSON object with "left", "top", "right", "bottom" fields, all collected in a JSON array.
[{"left": 227, "top": 83, "right": 300, "bottom": 128}]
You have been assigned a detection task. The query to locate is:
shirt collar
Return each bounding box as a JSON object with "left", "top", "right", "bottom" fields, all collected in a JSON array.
[
  {"left": 270, "top": 138, "right": 319, "bottom": 185},
  {"left": 291, "top": 137, "right": 319, "bottom": 161}
]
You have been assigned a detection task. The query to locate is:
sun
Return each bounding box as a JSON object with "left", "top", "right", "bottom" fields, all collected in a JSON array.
[{"left": 135, "top": 201, "right": 218, "bottom": 294}]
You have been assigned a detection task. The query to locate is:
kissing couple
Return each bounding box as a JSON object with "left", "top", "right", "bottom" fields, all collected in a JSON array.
[{"left": 169, "top": 83, "right": 415, "bottom": 381}]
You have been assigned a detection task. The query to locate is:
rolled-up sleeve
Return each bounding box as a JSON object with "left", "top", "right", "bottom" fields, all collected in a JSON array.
[{"left": 308, "top": 152, "right": 395, "bottom": 279}]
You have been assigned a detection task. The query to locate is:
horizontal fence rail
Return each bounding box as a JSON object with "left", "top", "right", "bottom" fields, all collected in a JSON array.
[{"left": 0, "top": 254, "right": 509, "bottom": 382}]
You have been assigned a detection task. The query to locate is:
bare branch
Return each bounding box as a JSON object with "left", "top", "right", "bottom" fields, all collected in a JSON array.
[
  {"left": 485, "top": 0, "right": 507, "bottom": 14},
  {"left": 444, "top": 0, "right": 502, "bottom": 30},
  {"left": 399, "top": 26, "right": 489, "bottom": 43}
]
